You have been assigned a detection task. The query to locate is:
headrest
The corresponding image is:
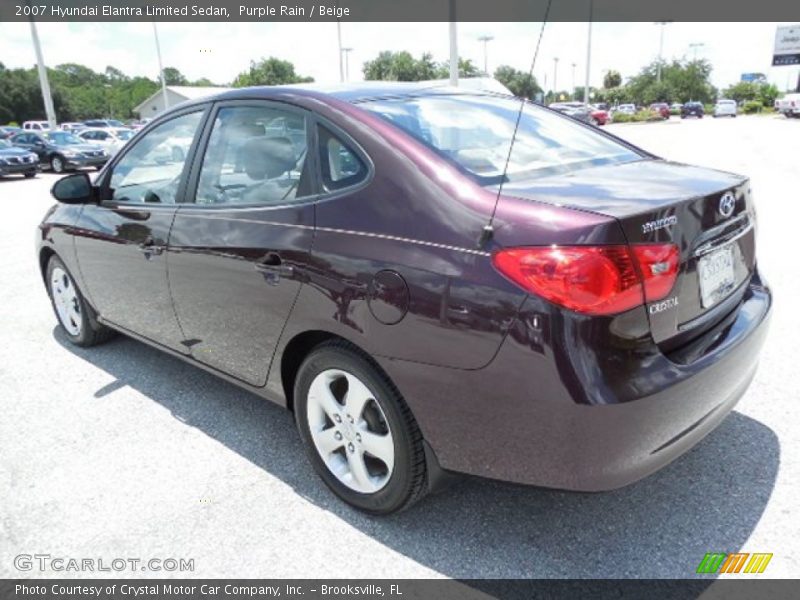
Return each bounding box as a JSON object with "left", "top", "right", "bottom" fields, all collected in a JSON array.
[{"left": 241, "top": 136, "right": 296, "bottom": 180}]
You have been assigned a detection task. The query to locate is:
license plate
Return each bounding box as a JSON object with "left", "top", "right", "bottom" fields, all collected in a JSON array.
[{"left": 698, "top": 244, "right": 736, "bottom": 308}]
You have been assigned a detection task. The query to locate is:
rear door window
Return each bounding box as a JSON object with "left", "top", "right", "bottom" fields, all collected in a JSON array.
[{"left": 193, "top": 104, "right": 312, "bottom": 206}]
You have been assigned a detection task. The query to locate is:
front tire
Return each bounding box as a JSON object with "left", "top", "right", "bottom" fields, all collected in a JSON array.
[
  {"left": 23, "top": 172, "right": 36, "bottom": 178},
  {"left": 50, "top": 155, "right": 65, "bottom": 173},
  {"left": 46, "top": 255, "right": 115, "bottom": 347},
  {"left": 294, "top": 341, "right": 428, "bottom": 514}
]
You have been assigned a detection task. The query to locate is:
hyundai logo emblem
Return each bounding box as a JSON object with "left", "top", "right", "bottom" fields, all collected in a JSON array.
[{"left": 719, "top": 192, "right": 736, "bottom": 218}]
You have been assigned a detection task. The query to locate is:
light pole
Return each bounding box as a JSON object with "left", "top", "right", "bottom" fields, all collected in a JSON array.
[
  {"left": 341, "top": 48, "right": 353, "bottom": 81},
  {"left": 28, "top": 18, "right": 57, "bottom": 128},
  {"left": 689, "top": 42, "right": 704, "bottom": 62},
  {"left": 687, "top": 43, "right": 705, "bottom": 101},
  {"left": 571, "top": 62, "right": 576, "bottom": 98},
  {"left": 449, "top": 0, "right": 458, "bottom": 87},
  {"left": 584, "top": 1, "right": 593, "bottom": 105},
  {"left": 655, "top": 22, "right": 670, "bottom": 83},
  {"left": 104, "top": 84, "right": 112, "bottom": 118},
  {"left": 553, "top": 57, "right": 559, "bottom": 98},
  {"left": 337, "top": 21, "right": 344, "bottom": 83},
  {"left": 478, "top": 35, "right": 494, "bottom": 75},
  {"left": 152, "top": 22, "right": 169, "bottom": 111}
]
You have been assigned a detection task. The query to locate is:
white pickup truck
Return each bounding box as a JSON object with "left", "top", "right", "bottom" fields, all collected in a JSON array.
[{"left": 775, "top": 93, "right": 800, "bottom": 118}]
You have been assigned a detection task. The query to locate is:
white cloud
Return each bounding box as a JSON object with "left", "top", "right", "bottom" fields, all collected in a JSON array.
[{"left": 0, "top": 21, "right": 798, "bottom": 91}]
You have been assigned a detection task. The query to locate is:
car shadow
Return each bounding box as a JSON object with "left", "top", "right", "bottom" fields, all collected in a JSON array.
[{"left": 53, "top": 327, "right": 780, "bottom": 580}]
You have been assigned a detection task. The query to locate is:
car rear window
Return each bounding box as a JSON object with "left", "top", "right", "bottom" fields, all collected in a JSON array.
[{"left": 361, "top": 94, "right": 641, "bottom": 185}]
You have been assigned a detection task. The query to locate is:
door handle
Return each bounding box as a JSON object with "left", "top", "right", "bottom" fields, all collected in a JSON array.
[
  {"left": 137, "top": 236, "right": 164, "bottom": 256},
  {"left": 254, "top": 253, "right": 294, "bottom": 276}
]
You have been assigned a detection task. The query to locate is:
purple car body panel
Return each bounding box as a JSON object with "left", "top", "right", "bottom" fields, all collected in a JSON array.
[{"left": 36, "top": 83, "right": 772, "bottom": 491}]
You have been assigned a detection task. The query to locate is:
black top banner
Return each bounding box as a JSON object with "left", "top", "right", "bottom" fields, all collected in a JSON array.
[{"left": 1, "top": 0, "right": 799, "bottom": 22}]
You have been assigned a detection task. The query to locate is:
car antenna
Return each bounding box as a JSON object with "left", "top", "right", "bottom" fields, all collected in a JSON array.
[{"left": 478, "top": 0, "right": 554, "bottom": 248}]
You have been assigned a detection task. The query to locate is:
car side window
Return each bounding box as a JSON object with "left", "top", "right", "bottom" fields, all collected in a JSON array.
[
  {"left": 317, "top": 125, "right": 367, "bottom": 192},
  {"left": 108, "top": 111, "right": 202, "bottom": 204},
  {"left": 194, "top": 105, "right": 311, "bottom": 206}
]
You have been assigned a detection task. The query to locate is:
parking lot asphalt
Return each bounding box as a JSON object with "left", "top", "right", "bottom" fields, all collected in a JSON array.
[{"left": 1, "top": 114, "right": 798, "bottom": 580}]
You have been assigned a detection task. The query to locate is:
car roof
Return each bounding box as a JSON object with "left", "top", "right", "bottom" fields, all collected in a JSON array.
[{"left": 177, "top": 81, "right": 509, "bottom": 109}]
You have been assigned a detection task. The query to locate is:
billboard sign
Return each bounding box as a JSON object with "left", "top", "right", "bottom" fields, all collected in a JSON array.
[
  {"left": 773, "top": 24, "right": 800, "bottom": 66},
  {"left": 741, "top": 73, "right": 767, "bottom": 83}
]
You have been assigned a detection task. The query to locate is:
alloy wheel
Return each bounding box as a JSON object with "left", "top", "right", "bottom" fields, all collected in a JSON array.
[
  {"left": 50, "top": 266, "right": 82, "bottom": 336},
  {"left": 306, "top": 369, "right": 395, "bottom": 493}
]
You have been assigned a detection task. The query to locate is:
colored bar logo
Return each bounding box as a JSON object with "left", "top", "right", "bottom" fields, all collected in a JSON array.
[{"left": 697, "top": 552, "right": 773, "bottom": 574}]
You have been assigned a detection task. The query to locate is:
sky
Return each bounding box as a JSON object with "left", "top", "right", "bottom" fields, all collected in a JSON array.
[{"left": 1, "top": 21, "right": 798, "bottom": 92}]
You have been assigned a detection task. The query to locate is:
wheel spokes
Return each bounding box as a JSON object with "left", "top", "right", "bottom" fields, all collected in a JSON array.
[
  {"left": 346, "top": 449, "right": 374, "bottom": 492},
  {"left": 307, "top": 368, "right": 395, "bottom": 494},
  {"left": 359, "top": 430, "right": 394, "bottom": 466},
  {"left": 342, "top": 373, "right": 373, "bottom": 421},
  {"left": 315, "top": 426, "right": 344, "bottom": 456}
]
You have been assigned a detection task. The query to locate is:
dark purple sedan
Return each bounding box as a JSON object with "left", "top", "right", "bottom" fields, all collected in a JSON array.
[{"left": 37, "top": 83, "right": 771, "bottom": 514}]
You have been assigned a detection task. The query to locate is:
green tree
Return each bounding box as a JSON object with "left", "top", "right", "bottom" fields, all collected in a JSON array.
[
  {"left": 162, "top": 67, "right": 188, "bottom": 86},
  {"left": 363, "top": 51, "right": 481, "bottom": 82},
  {"left": 232, "top": 57, "right": 313, "bottom": 87},
  {"left": 625, "top": 58, "right": 714, "bottom": 105},
  {"left": 603, "top": 69, "right": 622, "bottom": 89},
  {"left": 723, "top": 81, "right": 779, "bottom": 107},
  {"left": 493, "top": 65, "right": 542, "bottom": 99}
]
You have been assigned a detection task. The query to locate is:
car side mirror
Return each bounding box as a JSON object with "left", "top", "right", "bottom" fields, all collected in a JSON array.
[{"left": 51, "top": 173, "right": 95, "bottom": 204}]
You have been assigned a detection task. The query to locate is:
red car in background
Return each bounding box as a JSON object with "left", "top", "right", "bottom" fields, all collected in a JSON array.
[
  {"left": 650, "top": 103, "right": 670, "bottom": 119},
  {"left": 590, "top": 103, "right": 610, "bottom": 125}
]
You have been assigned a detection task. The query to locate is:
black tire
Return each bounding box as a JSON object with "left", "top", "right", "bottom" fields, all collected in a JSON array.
[
  {"left": 23, "top": 172, "right": 36, "bottom": 178},
  {"left": 46, "top": 255, "right": 116, "bottom": 347},
  {"left": 294, "top": 341, "right": 428, "bottom": 514},
  {"left": 50, "top": 154, "right": 65, "bottom": 173}
]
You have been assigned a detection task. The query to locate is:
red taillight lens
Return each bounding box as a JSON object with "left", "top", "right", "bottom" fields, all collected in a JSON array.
[
  {"left": 630, "top": 243, "right": 680, "bottom": 302},
  {"left": 492, "top": 244, "right": 679, "bottom": 316}
]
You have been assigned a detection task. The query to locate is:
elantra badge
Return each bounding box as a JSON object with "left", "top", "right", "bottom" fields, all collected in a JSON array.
[
  {"left": 719, "top": 192, "right": 736, "bottom": 218},
  {"left": 642, "top": 215, "right": 678, "bottom": 234}
]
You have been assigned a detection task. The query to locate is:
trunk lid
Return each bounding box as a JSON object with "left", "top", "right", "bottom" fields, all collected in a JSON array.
[{"left": 497, "top": 159, "right": 756, "bottom": 345}]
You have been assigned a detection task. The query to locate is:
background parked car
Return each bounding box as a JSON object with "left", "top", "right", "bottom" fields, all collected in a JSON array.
[
  {"left": 548, "top": 102, "right": 595, "bottom": 125},
  {"left": 60, "top": 122, "right": 86, "bottom": 132},
  {"left": 0, "top": 125, "right": 21, "bottom": 140},
  {"left": 615, "top": 104, "right": 637, "bottom": 115},
  {"left": 22, "top": 120, "right": 51, "bottom": 131},
  {"left": 83, "top": 119, "right": 126, "bottom": 129},
  {"left": 9, "top": 130, "right": 108, "bottom": 173},
  {"left": 78, "top": 127, "right": 135, "bottom": 154},
  {"left": 589, "top": 104, "right": 610, "bottom": 125},
  {"left": 713, "top": 99, "right": 737, "bottom": 118},
  {"left": 649, "top": 103, "right": 670, "bottom": 119},
  {"left": 681, "top": 101, "right": 705, "bottom": 118},
  {"left": 775, "top": 93, "right": 800, "bottom": 118},
  {"left": 127, "top": 118, "right": 152, "bottom": 130},
  {"left": 0, "top": 138, "right": 39, "bottom": 178}
]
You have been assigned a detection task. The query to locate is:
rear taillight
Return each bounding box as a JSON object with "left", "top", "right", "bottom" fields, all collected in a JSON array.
[{"left": 492, "top": 244, "right": 679, "bottom": 316}]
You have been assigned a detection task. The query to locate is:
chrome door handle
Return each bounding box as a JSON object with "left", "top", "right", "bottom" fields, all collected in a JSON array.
[{"left": 137, "top": 237, "right": 164, "bottom": 256}]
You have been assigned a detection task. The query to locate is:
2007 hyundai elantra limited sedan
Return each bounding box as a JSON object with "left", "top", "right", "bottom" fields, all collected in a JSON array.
[{"left": 37, "top": 83, "right": 772, "bottom": 514}]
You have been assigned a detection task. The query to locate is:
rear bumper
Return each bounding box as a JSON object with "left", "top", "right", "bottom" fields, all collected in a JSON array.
[{"left": 380, "top": 273, "right": 772, "bottom": 490}]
